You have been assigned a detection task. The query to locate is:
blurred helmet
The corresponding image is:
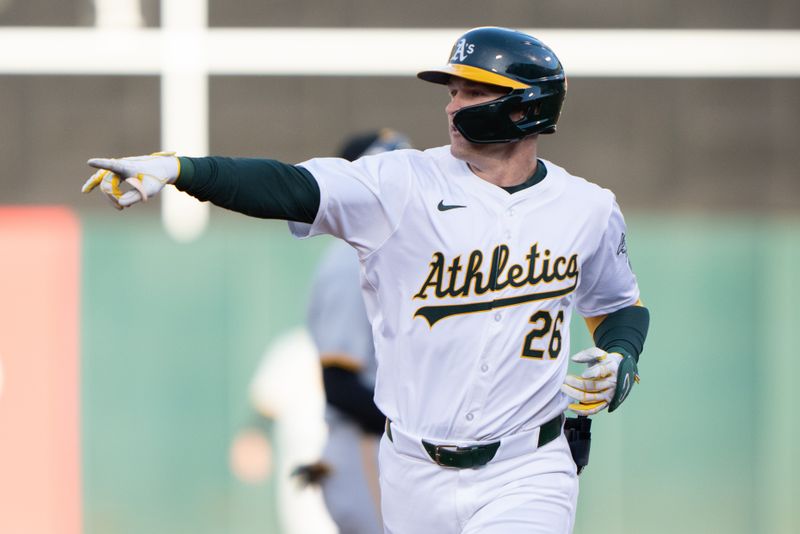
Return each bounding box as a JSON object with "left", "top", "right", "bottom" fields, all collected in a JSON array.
[
  {"left": 338, "top": 128, "right": 412, "bottom": 161},
  {"left": 418, "top": 26, "right": 567, "bottom": 144}
]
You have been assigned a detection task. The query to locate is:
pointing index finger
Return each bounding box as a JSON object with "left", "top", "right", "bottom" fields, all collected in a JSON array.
[{"left": 87, "top": 158, "right": 127, "bottom": 175}]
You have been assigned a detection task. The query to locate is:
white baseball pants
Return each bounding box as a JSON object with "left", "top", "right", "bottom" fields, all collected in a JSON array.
[{"left": 378, "top": 430, "right": 578, "bottom": 533}]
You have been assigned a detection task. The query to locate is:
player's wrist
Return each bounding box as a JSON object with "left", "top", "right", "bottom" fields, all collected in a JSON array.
[
  {"left": 592, "top": 305, "right": 650, "bottom": 363},
  {"left": 175, "top": 157, "right": 195, "bottom": 189},
  {"left": 604, "top": 346, "right": 631, "bottom": 360}
]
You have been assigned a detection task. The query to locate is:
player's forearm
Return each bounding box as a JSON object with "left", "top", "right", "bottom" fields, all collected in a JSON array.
[
  {"left": 175, "top": 156, "right": 320, "bottom": 223},
  {"left": 591, "top": 304, "right": 650, "bottom": 362}
]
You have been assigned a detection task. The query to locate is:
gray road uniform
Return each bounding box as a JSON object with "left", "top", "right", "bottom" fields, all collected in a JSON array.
[{"left": 308, "top": 240, "right": 382, "bottom": 534}]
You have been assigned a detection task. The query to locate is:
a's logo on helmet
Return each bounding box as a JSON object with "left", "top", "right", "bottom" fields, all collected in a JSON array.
[{"left": 450, "top": 39, "right": 476, "bottom": 63}]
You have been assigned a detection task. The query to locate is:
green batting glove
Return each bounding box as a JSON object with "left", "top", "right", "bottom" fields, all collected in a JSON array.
[{"left": 608, "top": 351, "right": 638, "bottom": 412}]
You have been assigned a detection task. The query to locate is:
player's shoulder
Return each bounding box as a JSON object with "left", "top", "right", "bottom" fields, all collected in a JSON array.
[
  {"left": 421, "top": 145, "right": 454, "bottom": 159},
  {"left": 346, "top": 144, "right": 454, "bottom": 169},
  {"left": 357, "top": 146, "right": 423, "bottom": 164},
  {"left": 542, "top": 158, "right": 617, "bottom": 212},
  {"left": 360, "top": 145, "right": 463, "bottom": 188},
  {"left": 347, "top": 147, "right": 437, "bottom": 183},
  {"left": 365, "top": 145, "right": 451, "bottom": 167},
  {"left": 301, "top": 147, "right": 419, "bottom": 174}
]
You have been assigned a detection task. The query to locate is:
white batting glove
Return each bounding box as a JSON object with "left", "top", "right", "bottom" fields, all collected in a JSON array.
[
  {"left": 561, "top": 347, "right": 639, "bottom": 416},
  {"left": 82, "top": 152, "right": 180, "bottom": 209}
]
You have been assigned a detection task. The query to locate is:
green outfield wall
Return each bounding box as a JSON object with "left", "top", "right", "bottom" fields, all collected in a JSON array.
[{"left": 78, "top": 212, "right": 800, "bottom": 534}]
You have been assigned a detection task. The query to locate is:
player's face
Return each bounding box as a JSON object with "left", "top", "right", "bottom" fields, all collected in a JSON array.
[{"left": 445, "top": 78, "right": 511, "bottom": 157}]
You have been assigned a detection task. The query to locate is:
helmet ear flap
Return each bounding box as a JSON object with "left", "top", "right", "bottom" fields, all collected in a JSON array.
[
  {"left": 453, "top": 81, "right": 565, "bottom": 143},
  {"left": 511, "top": 102, "right": 539, "bottom": 125},
  {"left": 530, "top": 102, "right": 543, "bottom": 120},
  {"left": 515, "top": 101, "right": 557, "bottom": 134}
]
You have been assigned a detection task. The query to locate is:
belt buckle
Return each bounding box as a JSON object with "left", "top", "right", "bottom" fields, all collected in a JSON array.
[{"left": 433, "top": 444, "right": 460, "bottom": 466}]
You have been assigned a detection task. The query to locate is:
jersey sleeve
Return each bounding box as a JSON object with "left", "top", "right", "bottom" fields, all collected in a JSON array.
[
  {"left": 288, "top": 152, "right": 413, "bottom": 256},
  {"left": 574, "top": 199, "right": 640, "bottom": 317},
  {"left": 307, "top": 243, "right": 374, "bottom": 369}
]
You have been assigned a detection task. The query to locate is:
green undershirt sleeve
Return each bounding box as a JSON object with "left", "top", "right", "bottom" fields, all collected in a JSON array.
[
  {"left": 175, "top": 156, "right": 320, "bottom": 223},
  {"left": 592, "top": 305, "right": 650, "bottom": 362}
]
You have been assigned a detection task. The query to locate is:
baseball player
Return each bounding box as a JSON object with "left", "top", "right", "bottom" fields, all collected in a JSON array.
[
  {"left": 296, "top": 129, "right": 411, "bottom": 534},
  {"left": 83, "top": 26, "right": 651, "bottom": 534},
  {"left": 232, "top": 327, "right": 337, "bottom": 534}
]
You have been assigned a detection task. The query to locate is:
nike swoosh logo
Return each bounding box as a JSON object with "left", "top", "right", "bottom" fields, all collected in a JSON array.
[
  {"left": 437, "top": 200, "right": 466, "bottom": 211},
  {"left": 619, "top": 374, "right": 631, "bottom": 403}
]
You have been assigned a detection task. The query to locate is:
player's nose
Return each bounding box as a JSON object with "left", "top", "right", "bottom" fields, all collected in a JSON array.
[{"left": 445, "top": 96, "right": 462, "bottom": 117}]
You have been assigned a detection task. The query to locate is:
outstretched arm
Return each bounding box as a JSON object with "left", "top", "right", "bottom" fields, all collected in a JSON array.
[{"left": 83, "top": 153, "right": 320, "bottom": 223}]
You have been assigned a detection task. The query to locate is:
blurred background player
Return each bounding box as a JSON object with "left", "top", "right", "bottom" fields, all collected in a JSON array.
[
  {"left": 231, "top": 129, "right": 412, "bottom": 534},
  {"left": 229, "top": 328, "right": 336, "bottom": 534},
  {"left": 294, "top": 128, "right": 412, "bottom": 534}
]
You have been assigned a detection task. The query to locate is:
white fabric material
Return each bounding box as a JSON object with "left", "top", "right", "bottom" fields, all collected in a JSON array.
[
  {"left": 290, "top": 146, "right": 640, "bottom": 443},
  {"left": 246, "top": 329, "right": 337, "bottom": 534},
  {"left": 386, "top": 418, "right": 558, "bottom": 466},
  {"left": 379, "top": 431, "right": 578, "bottom": 534}
]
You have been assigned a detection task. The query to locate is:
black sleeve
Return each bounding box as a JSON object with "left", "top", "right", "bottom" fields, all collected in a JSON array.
[
  {"left": 322, "top": 366, "right": 385, "bottom": 435},
  {"left": 174, "top": 156, "right": 320, "bottom": 223},
  {"left": 592, "top": 305, "right": 650, "bottom": 362}
]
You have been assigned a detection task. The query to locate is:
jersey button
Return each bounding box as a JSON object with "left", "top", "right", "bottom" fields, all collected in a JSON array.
[
  {"left": 494, "top": 312, "right": 502, "bottom": 322},
  {"left": 465, "top": 412, "right": 474, "bottom": 421},
  {"left": 480, "top": 363, "right": 489, "bottom": 373},
  {"left": 507, "top": 208, "right": 515, "bottom": 217}
]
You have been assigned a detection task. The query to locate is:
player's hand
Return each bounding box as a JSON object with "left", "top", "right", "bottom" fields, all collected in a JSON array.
[
  {"left": 561, "top": 347, "right": 639, "bottom": 416},
  {"left": 291, "top": 461, "right": 332, "bottom": 487},
  {"left": 82, "top": 152, "right": 180, "bottom": 209}
]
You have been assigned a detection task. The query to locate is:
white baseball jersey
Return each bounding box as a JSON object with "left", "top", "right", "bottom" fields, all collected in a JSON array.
[{"left": 291, "top": 145, "right": 639, "bottom": 442}]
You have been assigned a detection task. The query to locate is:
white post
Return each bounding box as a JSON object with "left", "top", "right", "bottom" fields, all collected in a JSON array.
[
  {"left": 93, "top": 0, "right": 145, "bottom": 28},
  {"left": 160, "top": 0, "right": 210, "bottom": 242}
]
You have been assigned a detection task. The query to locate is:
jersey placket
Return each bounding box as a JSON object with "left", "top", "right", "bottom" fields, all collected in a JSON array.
[{"left": 454, "top": 200, "right": 521, "bottom": 436}]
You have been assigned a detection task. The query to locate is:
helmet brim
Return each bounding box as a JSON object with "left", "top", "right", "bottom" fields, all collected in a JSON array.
[{"left": 417, "top": 63, "right": 530, "bottom": 90}]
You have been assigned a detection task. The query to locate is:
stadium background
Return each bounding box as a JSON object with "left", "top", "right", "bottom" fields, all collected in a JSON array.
[{"left": 0, "top": 1, "right": 798, "bottom": 533}]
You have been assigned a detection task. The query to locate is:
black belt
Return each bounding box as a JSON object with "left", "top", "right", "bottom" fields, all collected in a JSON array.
[{"left": 386, "top": 414, "right": 564, "bottom": 469}]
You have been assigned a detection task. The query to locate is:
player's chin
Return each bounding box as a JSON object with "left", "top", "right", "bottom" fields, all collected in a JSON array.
[
  {"left": 449, "top": 141, "right": 467, "bottom": 160},
  {"left": 449, "top": 137, "right": 480, "bottom": 161},
  {"left": 448, "top": 130, "right": 470, "bottom": 157}
]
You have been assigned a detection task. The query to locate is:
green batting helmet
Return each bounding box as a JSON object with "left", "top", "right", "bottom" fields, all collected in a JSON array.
[{"left": 418, "top": 26, "right": 567, "bottom": 144}]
